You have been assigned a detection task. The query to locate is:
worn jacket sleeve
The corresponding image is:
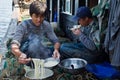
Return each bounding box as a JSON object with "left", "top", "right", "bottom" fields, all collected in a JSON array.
[
  {"left": 78, "top": 32, "right": 97, "bottom": 51},
  {"left": 11, "top": 22, "right": 26, "bottom": 46}
]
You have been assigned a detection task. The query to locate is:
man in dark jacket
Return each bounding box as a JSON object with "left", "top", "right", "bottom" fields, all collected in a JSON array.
[{"left": 60, "top": 6, "right": 100, "bottom": 63}]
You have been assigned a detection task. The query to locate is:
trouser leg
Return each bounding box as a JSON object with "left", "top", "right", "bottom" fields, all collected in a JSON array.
[{"left": 60, "top": 42, "right": 97, "bottom": 63}]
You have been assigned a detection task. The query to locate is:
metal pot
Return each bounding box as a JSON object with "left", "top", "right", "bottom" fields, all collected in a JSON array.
[{"left": 58, "top": 58, "right": 87, "bottom": 74}]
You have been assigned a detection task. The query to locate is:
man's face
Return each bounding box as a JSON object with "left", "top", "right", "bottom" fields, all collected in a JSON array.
[
  {"left": 31, "top": 13, "right": 45, "bottom": 27},
  {"left": 78, "top": 17, "right": 89, "bottom": 26}
]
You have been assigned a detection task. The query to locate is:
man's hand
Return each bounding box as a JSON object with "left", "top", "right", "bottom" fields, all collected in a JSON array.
[
  {"left": 11, "top": 44, "right": 31, "bottom": 64},
  {"left": 53, "top": 49, "right": 60, "bottom": 59},
  {"left": 18, "top": 53, "right": 31, "bottom": 64},
  {"left": 72, "top": 29, "right": 81, "bottom": 36}
]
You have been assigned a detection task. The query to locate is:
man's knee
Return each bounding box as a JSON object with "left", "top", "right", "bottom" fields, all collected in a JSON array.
[{"left": 60, "top": 43, "right": 67, "bottom": 51}]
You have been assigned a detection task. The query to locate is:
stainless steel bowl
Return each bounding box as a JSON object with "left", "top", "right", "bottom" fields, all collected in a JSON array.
[{"left": 59, "top": 58, "right": 87, "bottom": 74}]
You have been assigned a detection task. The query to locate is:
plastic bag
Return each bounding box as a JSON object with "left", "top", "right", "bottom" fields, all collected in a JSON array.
[{"left": 86, "top": 62, "right": 120, "bottom": 79}]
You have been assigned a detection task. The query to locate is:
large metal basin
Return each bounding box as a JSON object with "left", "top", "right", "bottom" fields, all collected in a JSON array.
[{"left": 59, "top": 58, "right": 87, "bottom": 74}]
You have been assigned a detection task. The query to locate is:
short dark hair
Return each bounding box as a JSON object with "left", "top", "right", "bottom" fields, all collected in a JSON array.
[{"left": 29, "top": 1, "right": 47, "bottom": 16}]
